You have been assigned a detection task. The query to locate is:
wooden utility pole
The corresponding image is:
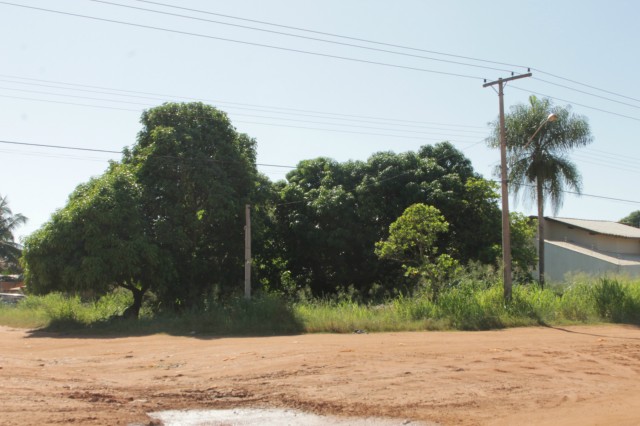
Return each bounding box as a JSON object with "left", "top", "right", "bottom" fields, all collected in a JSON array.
[
  {"left": 483, "top": 72, "right": 532, "bottom": 301},
  {"left": 244, "top": 204, "right": 251, "bottom": 300}
]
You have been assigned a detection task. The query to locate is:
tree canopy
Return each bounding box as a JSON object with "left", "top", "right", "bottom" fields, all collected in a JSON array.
[
  {"left": 23, "top": 103, "right": 259, "bottom": 315},
  {"left": 21, "top": 103, "right": 514, "bottom": 315},
  {"left": 123, "top": 102, "right": 258, "bottom": 308},
  {"left": 22, "top": 164, "right": 169, "bottom": 317},
  {"left": 269, "top": 142, "right": 502, "bottom": 297},
  {"left": 620, "top": 211, "right": 640, "bottom": 228}
]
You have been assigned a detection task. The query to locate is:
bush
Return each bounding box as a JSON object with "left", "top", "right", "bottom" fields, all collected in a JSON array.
[{"left": 591, "top": 278, "right": 640, "bottom": 323}]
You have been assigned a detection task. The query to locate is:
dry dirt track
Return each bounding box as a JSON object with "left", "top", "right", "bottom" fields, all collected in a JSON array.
[{"left": 1, "top": 325, "right": 640, "bottom": 426}]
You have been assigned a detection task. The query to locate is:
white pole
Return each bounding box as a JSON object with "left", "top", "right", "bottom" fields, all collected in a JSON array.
[{"left": 244, "top": 204, "right": 251, "bottom": 300}]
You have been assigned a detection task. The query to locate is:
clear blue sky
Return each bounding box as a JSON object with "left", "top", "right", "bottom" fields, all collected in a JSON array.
[{"left": 2, "top": 0, "right": 640, "bottom": 240}]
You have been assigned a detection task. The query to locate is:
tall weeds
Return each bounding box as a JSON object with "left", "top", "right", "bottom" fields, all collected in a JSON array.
[{"left": 1, "top": 276, "right": 639, "bottom": 334}]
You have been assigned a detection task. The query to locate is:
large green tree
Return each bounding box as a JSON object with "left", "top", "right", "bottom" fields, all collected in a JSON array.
[
  {"left": 22, "top": 164, "right": 171, "bottom": 318},
  {"left": 0, "top": 194, "right": 27, "bottom": 272},
  {"left": 272, "top": 142, "right": 501, "bottom": 297},
  {"left": 488, "top": 96, "right": 592, "bottom": 287},
  {"left": 23, "top": 102, "right": 259, "bottom": 314},
  {"left": 123, "top": 102, "right": 258, "bottom": 308}
]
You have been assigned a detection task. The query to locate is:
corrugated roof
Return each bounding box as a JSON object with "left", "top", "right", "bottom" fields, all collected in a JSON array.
[
  {"left": 546, "top": 241, "right": 640, "bottom": 265},
  {"left": 547, "top": 217, "right": 640, "bottom": 239}
]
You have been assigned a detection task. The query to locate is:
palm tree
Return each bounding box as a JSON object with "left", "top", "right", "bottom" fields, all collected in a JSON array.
[
  {"left": 488, "top": 96, "right": 593, "bottom": 288},
  {"left": 0, "top": 194, "right": 27, "bottom": 271}
]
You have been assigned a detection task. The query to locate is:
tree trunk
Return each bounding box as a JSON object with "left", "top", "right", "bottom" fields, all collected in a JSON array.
[
  {"left": 123, "top": 287, "right": 145, "bottom": 319},
  {"left": 536, "top": 177, "right": 545, "bottom": 289}
]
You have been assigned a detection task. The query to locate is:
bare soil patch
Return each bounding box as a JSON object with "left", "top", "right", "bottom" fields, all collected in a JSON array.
[{"left": 1, "top": 325, "right": 639, "bottom": 425}]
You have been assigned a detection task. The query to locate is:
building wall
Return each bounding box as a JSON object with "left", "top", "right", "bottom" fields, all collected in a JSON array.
[
  {"left": 545, "top": 221, "right": 640, "bottom": 255},
  {"left": 0, "top": 281, "right": 24, "bottom": 292},
  {"left": 544, "top": 242, "right": 640, "bottom": 282}
]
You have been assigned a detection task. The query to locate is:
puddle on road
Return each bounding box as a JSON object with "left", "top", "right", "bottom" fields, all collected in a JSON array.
[{"left": 148, "top": 408, "right": 432, "bottom": 425}]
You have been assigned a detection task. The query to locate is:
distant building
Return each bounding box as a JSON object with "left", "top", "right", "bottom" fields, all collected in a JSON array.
[
  {"left": 0, "top": 275, "right": 23, "bottom": 293},
  {"left": 539, "top": 217, "right": 640, "bottom": 282}
]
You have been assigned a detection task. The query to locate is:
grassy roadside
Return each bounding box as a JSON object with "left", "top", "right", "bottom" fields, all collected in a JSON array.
[{"left": 1, "top": 277, "right": 639, "bottom": 335}]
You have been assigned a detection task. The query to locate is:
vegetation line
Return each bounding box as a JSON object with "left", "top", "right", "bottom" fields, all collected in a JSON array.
[{"left": 1, "top": 275, "right": 638, "bottom": 334}]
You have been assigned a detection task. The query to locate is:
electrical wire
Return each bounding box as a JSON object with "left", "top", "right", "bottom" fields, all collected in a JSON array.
[
  {"left": 515, "top": 182, "right": 640, "bottom": 205},
  {"left": 0, "top": 94, "right": 140, "bottom": 112},
  {"left": 532, "top": 77, "right": 640, "bottom": 110},
  {"left": 0, "top": 85, "right": 153, "bottom": 107},
  {"left": 4, "top": 139, "right": 638, "bottom": 207},
  {"left": 584, "top": 147, "right": 640, "bottom": 163},
  {"left": 0, "top": 75, "right": 486, "bottom": 129},
  {"left": 0, "top": 139, "right": 296, "bottom": 169},
  {"left": 119, "top": 1, "right": 640, "bottom": 110},
  {"left": 6, "top": 3, "right": 638, "bottom": 124},
  {"left": 231, "top": 120, "right": 477, "bottom": 143},
  {"left": 0, "top": 140, "right": 120, "bottom": 154},
  {"left": 0, "top": 79, "right": 488, "bottom": 132},
  {"left": 226, "top": 114, "right": 482, "bottom": 138},
  {"left": 0, "top": 1, "right": 487, "bottom": 80},
  {"left": 0, "top": 147, "right": 111, "bottom": 162},
  {"left": 87, "top": 0, "right": 517, "bottom": 74},
  {"left": 0, "top": 138, "right": 489, "bottom": 209},
  {"left": 572, "top": 153, "right": 640, "bottom": 175},
  {"left": 532, "top": 68, "right": 640, "bottom": 104},
  {"left": 0, "top": 94, "right": 481, "bottom": 143},
  {"left": 509, "top": 85, "right": 640, "bottom": 123},
  {"left": 88, "top": 0, "right": 640, "bottom": 118},
  {"left": 129, "top": 0, "right": 530, "bottom": 71}
]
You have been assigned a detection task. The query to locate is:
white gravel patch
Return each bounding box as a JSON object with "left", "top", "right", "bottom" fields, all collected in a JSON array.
[{"left": 148, "top": 408, "right": 433, "bottom": 425}]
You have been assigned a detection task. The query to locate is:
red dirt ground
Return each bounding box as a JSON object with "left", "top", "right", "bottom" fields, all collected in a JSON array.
[{"left": 1, "top": 324, "right": 639, "bottom": 425}]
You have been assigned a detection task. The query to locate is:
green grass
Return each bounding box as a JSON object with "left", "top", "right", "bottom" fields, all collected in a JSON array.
[{"left": 1, "top": 276, "right": 639, "bottom": 335}]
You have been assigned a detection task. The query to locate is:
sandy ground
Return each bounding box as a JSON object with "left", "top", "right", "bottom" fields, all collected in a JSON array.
[{"left": 1, "top": 325, "right": 640, "bottom": 426}]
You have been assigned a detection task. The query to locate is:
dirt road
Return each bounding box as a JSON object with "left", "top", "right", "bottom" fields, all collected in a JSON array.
[{"left": 1, "top": 325, "right": 639, "bottom": 425}]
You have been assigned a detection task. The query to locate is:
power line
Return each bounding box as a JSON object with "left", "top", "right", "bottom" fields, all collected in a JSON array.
[
  {"left": 86, "top": 0, "right": 640, "bottom": 116},
  {"left": 7, "top": 3, "right": 637, "bottom": 127},
  {"left": 532, "top": 77, "right": 640, "bottom": 110},
  {"left": 577, "top": 150, "right": 639, "bottom": 167},
  {"left": 532, "top": 68, "right": 640, "bottom": 104},
  {"left": 0, "top": 140, "right": 121, "bottom": 154},
  {"left": 87, "top": 0, "right": 516, "bottom": 74},
  {"left": 492, "top": 180, "right": 640, "bottom": 205},
  {"left": 115, "top": 0, "right": 640, "bottom": 110},
  {"left": 0, "top": 139, "right": 297, "bottom": 169},
  {"left": 129, "top": 0, "right": 530, "bottom": 71},
  {"left": 529, "top": 185, "right": 640, "bottom": 205},
  {"left": 1, "top": 94, "right": 480, "bottom": 143},
  {"left": 584, "top": 147, "right": 640, "bottom": 163},
  {"left": 0, "top": 147, "right": 111, "bottom": 163},
  {"left": 0, "top": 85, "right": 153, "bottom": 107},
  {"left": 5, "top": 139, "right": 638, "bottom": 207},
  {"left": 0, "top": 138, "right": 490, "bottom": 209},
  {"left": 0, "top": 2, "right": 486, "bottom": 80},
  {"left": 572, "top": 154, "right": 640, "bottom": 175},
  {"left": 0, "top": 80, "right": 487, "bottom": 132},
  {"left": 0, "top": 74, "right": 486, "bottom": 129},
  {"left": 0, "top": 94, "right": 140, "bottom": 112},
  {"left": 227, "top": 115, "right": 481, "bottom": 138},
  {"left": 232, "top": 120, "right": 477, "bottom": 143},
  {"left": 509, "top": 85, "right": 640, "bottom": 123}
]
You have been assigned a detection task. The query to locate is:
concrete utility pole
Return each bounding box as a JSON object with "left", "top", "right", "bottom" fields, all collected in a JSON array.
[
  {"left": 483, "top": 72, "right": 532, "bottom": 301},
  {"left": 244, "top": 204, "right": 251, "bottom": 300}
]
